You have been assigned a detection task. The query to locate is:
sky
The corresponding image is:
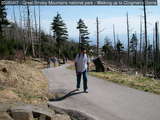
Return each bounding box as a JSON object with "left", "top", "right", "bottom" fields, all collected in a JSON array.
[{"left": 6, "top": 0, "right": 160, "bottom": 47}]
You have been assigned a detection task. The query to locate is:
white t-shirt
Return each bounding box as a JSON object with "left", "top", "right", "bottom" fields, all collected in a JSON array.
[{"left": 75, "top": 53, "right": 90, "bottom": 72}]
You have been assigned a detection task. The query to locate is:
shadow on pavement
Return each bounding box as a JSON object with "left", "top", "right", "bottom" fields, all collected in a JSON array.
[{"left": 49, "top": 89, "right": 84, "bottom": 102}]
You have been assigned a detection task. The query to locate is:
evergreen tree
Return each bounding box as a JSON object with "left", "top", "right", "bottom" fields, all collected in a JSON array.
[
  {"left": 130, "top": 33, "right": 138, "bottom": 65},
  {"left": 102, "top": 36, "right": 113, "bottom": 59},
  {"left": 116, "top": 39, "right": 124, "bottom": 62},
  {"left": 0, "top": 0, "right": 9, "bottom": 37},
  {"left": 0, "top": 0, "right": 10, "bottom": 57},
  {"left": 77, "top": 19, "right": 90, "bottom": 49},
  {"left": 51, "top": 13, "right": 68, "bottom": 58}
]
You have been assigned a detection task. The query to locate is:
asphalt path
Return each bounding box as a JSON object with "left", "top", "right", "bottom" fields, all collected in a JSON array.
[{"left": 43, "top": 64, "right": 160, "bottom": 120}]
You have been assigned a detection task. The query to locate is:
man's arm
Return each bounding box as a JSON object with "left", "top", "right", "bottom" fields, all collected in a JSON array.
[
  {"left": 87, "top": 62, "right": 90, "bottom": 72},
  {"left": 75, "top": 55, "right": 78, "bottom": 73},
  {"left": 87, "top": 56, "right": 90, "bottom": 72},
  {"left": 75, "top": 62, "right": 78, "bottom": 73}
]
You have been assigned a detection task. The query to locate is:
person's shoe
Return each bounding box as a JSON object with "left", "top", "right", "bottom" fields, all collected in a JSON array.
[
  {"left": 84, "top": 90, "right": 88, "bottom": 93},
  {"left": 75, "top": 88, "right": 79, "bottom": 91}
]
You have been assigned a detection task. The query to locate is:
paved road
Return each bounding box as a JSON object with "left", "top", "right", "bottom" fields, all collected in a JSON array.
[{"left": 43, "top": 64, "right": 160, "bottom": 120}]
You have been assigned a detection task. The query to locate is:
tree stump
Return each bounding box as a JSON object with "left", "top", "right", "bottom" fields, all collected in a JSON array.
[{"left": 93, "top": 57, "right": 105, "bottom": 72}]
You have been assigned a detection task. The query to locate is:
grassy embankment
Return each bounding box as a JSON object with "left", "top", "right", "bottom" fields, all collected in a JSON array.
[
  {"left": 68, "top": 64, "right": 160, "bottom": 95},
  {"left": 0, "top": 59, "right": 52, "bottom": 104}
]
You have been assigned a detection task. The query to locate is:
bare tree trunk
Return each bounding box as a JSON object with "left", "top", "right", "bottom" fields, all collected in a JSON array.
[
  {"left": 27, "top": 5, "right": 31, "bottom": 49},
  {"left": 27, "top": 5, "right": 35, "bottom": 57},
  {"left": 126, "top": 12, "right": 130, "bottom": 65},
  {"left": 22, "top": 6, "right": 28, "bottom": 58},
  {"left": 96, "top": 17, "right": 99, "bottom": 56},
  {"left": 38, "top": 5, "right": 41, "bottom": 58},
  {"left": 139, "top": 15, "right": 143, "bottom": 60},
  {"left": 155, "top": 22, "right": 159, "bottom": 65},
  {"left": 34, "top": 6, "right": 38, "bottom": 57},
  {"left": 113, "top": 24, "right": 116, "bottom": 49},
  {"left": 143, "top": 0, "right": 148, "bottom": 73},
  {"left": 18, "top": 6, "right": 23, "bottom": 42},
  {"left": 113, "top": 24, "right": 117, "bottom": 60},
  {"left": 18, "top": 6, "right": 23, "bottom": 29},
  {"left": 135, "top": 33, "right": 138, "bottom": 65},
  {"left": 31, "top": 24, "right": 35, "bottom": 57},
  {"left": 117, "top": 35, "right": 120, "bottom": 63},
  {"left": 153, "top": 26, "right": 156, "bottom": 73},
  {"left": 12, "top": 6, "right": 18, "bottom": 45}
]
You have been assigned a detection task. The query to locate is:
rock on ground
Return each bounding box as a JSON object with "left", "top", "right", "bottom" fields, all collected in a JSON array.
[
  {"left": 0, "top": 103, "right": 71, "bottom": 120},
  {"left": 0, "top": 112, "right": 13, "bottom": 120}
]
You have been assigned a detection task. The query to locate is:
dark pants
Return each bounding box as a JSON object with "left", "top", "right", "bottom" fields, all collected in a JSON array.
[{"left": 76, "top": 70, "right": 88, "bottom": 90}]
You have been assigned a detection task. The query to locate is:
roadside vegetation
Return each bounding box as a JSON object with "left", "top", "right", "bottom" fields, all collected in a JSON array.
[{"left": 90, "top": 72, "right": 160, "bottom": 94}]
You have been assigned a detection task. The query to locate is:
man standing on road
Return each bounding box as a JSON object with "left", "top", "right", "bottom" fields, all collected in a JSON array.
[{"left": 75, "top": 48, "right": 90, "bottom": 93}]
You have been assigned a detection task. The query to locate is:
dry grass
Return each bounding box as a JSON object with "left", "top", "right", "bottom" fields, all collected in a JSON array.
[
  {"left": 90, "top": 72, "right": 160, "bottom": 94},
  {"left": 0, "top": 59, "right": 49, "bottom": 104}
]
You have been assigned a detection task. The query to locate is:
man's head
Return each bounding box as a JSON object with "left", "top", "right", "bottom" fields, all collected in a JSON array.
[{"left": 80, "top": 47, "right": 86, "bottom": 54}]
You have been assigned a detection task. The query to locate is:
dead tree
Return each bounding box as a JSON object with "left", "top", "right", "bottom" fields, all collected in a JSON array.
[
  {"left": 143, "top": 0, "right": 148, "bottom": 72},
  {"left": 139, "top": 15, "right": 143, "bottom": 60},
  {"left": 153, "top": 22, "right": 160, "bottom": 77},
  {"left": 26, "top": 4, "right": 35, "bottom": 57},
  {"left": 155, "top": 22, "right": 159, "bottom": 65},
  {"left": 18, "top": 6, "right": 23, "bottom": 42},
  {"left": 113, "top": 24, "right": 117, "bottom": 60},
  {"left": 126, "top": 12, "right": 130, "bottom": 65},
  {"left": 34, "top": 6, "right": 38, "bottom": 57},
  {"left": 113, "top": 24, "right": 116, "bottom": 49},
  {"left": 12, "top": 6, "right": 18, "bottom": 43},
  {"left": 38, "top": 5, "right": 41, "bottom": 58},
  {"left": 96, "top": 17, "right": 99, "bottom": 56},
  {"left": 153, "top": 26, "right": 156, "bottom": 73},
  {"left": 22, "top": 6, "right": 29, "bottom": 57}
]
